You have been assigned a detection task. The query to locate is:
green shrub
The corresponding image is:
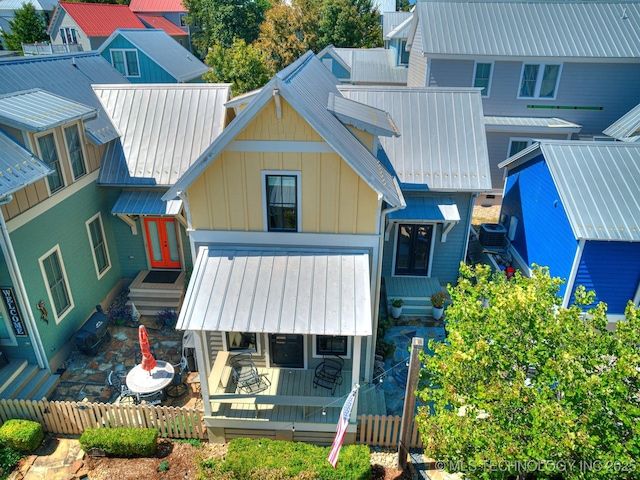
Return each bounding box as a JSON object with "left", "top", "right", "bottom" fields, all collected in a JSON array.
[
  {"left": 0, "top": 444, "right": 22, "bottom": 479},
  {"left": 0, "top": 419, "right": 44, "bottom": 453},
  {"left": 198, "top": 438, "right": 370, "bottom": 479},
  {"left": 158, "top": 460, "right": 169, "bottom": 472},
  {"left": 79, "top": 427, "right": 157, "bottom": 457}
]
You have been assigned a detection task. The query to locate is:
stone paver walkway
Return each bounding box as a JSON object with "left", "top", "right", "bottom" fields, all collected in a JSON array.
[{"left": 9, "top": 436, "right": 85, "bottom": 480}]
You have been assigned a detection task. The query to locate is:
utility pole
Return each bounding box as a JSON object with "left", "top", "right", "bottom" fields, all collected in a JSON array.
[{"left": 398, "top": 336, "right": 423, "bottom": 471}]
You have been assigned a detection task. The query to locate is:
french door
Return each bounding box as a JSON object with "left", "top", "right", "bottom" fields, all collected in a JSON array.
[
  {"left": 144, "top": 218, "right": 181, "bottom": 269},
  {"left": 394, "top": 224, "right": 433, "bottom": 276}
]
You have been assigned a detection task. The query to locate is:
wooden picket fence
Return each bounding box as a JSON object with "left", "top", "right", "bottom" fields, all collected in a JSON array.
[
  {"left": 357, "top": 414, "right": 423, "bottom": 448},
  {"left": 0, "top": 399, "right": 206, "bottom": 439}
]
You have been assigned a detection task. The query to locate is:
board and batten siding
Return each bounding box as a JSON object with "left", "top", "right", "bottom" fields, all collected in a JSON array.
[
  {"left": 1, "top": 126, "right": 104, "bottom": 221},
  {"left": 571, "top": 241, "right": 640, "bottom": 315},
  {"left": 501, "top": 156, "right": 577, "bottom": 297},
  {"left": 428, "top": 59, "right": 640, "bottom": 135},
  {"left": 101, "top": 36, "right": 178, "bottom": 83},
  {"left": 187, "top": 99, "right": 379, "bottom": 234},
  {"left": 381, "top": 192, "right": 474, "bottom": 286},
  {"left": 407, "top": 22, "right": 427, "bottom": 87}
]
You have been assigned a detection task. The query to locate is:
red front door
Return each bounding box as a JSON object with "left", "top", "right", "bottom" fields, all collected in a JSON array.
[{"left": 144, "top": 218, "right": 181, "bottom": 269}]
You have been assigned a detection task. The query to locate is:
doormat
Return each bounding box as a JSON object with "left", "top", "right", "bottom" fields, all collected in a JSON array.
[{"left": 143, "top": 270, "right": 181, "bottom": 284}]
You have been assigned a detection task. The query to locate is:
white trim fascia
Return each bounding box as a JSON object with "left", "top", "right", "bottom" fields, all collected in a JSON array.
[
  {"left": 7, "top": 170, "right": 99, "bottom": 233},
  {"left": 38, "top": 244, "right": 74, "bottom": 324},
  {"left": 227, "top": 140, "right": 334, "bottom": 153},
  {"left": 633, "top": 279, "right": 640, "bottom": 307},
  {"left": 485, "top": 124, "right": 581, "bottom": 135},
  {"left": 85, "top": 212, "right": 112, "bottom": 280},
  {"left": 563, "top": 239, "right": 586, "bottom": 309},
  {"left": 189, "top": 230, "right": 380, "bottom": 250}
]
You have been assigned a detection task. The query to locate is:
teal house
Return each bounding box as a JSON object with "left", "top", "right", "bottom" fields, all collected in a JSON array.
[{"left": 99, "top": 29, "right": 209, "bottom": 83}]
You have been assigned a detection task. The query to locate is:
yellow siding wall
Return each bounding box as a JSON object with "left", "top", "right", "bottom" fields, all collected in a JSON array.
[{"left": 188, "top": 98, "right": 379, "bottom": 234}]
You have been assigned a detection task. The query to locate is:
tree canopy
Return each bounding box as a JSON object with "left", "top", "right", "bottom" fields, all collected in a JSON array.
[
  {"left": 417, "top": 263, "right": 640, "bottom": 480},
  {"left": 1, "top": 3, "right": 48, "bottom": 52}
]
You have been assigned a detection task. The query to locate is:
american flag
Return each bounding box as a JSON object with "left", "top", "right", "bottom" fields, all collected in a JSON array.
[{"left": 327, "top": 386, "right": 358, "bottom": 468}]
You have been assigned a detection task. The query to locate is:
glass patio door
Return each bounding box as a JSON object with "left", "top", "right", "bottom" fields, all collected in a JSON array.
[
  {"left": 144, "top": 218, "right": 181, "bottom": 269},
  {"left": 394, "top": 224, "right": 433, "bottom": 276}
]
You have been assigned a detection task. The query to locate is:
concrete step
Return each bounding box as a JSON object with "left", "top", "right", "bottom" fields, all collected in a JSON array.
[
  {"left": 31, "top": 373, "right": 61, "bottom": 401},
  {"left": 0, "top": 359, "right": 30, "bottom": 396},
  {"left": 0, "top": 363, "right": 38, "bottom": 398}
]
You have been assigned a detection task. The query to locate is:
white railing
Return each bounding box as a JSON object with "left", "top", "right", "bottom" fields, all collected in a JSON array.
[{"left": 22, "top": 43, "right": 83, "bottom": 56}]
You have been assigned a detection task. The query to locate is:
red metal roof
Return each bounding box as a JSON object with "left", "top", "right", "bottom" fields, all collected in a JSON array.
[
  {"left": 129, "top": 0, "right": 186, "bottom": 13},
  {"left": 136, "top": 14, "right": 186, "bottom": 36},
  {"left": 59, "top": 2, "right": 145, "bottom": 37}
]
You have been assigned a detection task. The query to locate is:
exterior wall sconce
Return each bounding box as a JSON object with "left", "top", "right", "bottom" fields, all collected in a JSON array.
[{"left": 37, "top": 300, "right": 48, "bottom": 324}]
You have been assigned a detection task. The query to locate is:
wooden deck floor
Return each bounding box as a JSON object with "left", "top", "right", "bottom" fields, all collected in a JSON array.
[
  {"left": 208, "top": 368, "right": 386, "bottom": 424},
  {"left": 385, "top": 276, "right": 442, "bottom": 299}
]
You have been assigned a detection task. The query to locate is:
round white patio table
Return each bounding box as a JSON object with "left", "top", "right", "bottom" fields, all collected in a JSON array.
[{"left": 126, "top": 360, "right": 175, "bottom": 394}]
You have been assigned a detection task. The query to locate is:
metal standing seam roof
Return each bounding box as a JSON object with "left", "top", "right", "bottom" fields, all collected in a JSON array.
[
  {"left": 484, "top": 116, "right": 582, "bottom": 134},
  {"left": 178, "top": 247, "right": 372, "bottom": 336},
  {"left": 383, "top": 11, "right": 413, "bottom": 39},
  {"left": 94, "top": 84, "right": 230, "bottom": 186},
  {"left": 98, "top": 29, "right": 208, "bottom": 82},
  {"left": 386, "top": 14, "right": 413, "bottom": 40},
  {"left": 0, "top": 0, "right": 57, "bottom": 10},
  {"left": 0, "top": 52, "right": 127, "bottom": 145},
  {"left": 129, "top": 0, "right": 186, "bottom": 13},
  {"left": 501, "top": 141, "right": 640, "bottom": 241},
  {"left": 0, "top": 129, "right": 52, "bottom": 198},
  {"left": 0, "top": 89, "right": 97, "bottom": 132},
  {"left": 388, "top": 195, "right": 460, "bottom": 222},
  {"left": 340, "top": 85, "right": 492, "bottom": 192},
  {"left": 111, "top": 189, "right": 182, "bottom": 215},
  {"left": 603, "top": 103, "right": 640, "bottom": 142},
  {"left": 56, "top": 2, "right": 145, "bottom": 37},
  {"left": 135, "top": 15, "right": 186, "bottom": 36},
  {"left": 350, "top": 49, "right": 408, "bottom": 85},
  {"left": 327, "top": 93, "right": 399, "bottom": 137},
  {"left": 164, "top": 51, "right": 405, "bottom": 209},
  {"left": 414, "top": 0, "right": 640, "bottom": 59}
]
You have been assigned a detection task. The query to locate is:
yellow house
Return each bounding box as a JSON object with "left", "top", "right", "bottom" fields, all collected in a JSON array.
[{"left": 164, "top": 51, "right": 406, "bottom": 443}]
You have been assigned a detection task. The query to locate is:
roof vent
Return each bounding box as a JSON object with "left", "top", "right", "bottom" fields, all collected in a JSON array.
[{"left": 622, "top": 7, "right": 628, "bottom": 19}]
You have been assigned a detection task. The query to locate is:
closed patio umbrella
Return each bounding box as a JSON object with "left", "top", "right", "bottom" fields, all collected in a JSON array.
[{"left": 138, "top": 325, "right": 157, "bottom": 372}]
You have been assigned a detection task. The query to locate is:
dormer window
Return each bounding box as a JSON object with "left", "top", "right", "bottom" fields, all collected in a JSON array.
[
  {"left": 263, "top": 172, "right": 300, "bottom": 232},
  {"left": 59, "top": 28, "right": 77, "bottom": 44},
  {"left": 37, "top": 133, "right": 64, "bottom": 193},
  {"left": 64, "top": 124, "right": 86, "bottom": 179},
  {"left": 110, "top": 49, "right": 140, "bottom": 78}
]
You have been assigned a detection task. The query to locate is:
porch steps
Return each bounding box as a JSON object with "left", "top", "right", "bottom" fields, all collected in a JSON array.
[
  {"left": 127, "top": 270, "right": 185, "bottom": 317},
  {"left": 0, "top": 359, "right": 60, "bottom": 400},
  {"left": 385, "top": 276, "right": 443, "bottom": 317}
]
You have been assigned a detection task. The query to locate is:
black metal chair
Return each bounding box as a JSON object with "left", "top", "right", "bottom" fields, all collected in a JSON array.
[
  {"left": 229, "top": 353, "right": 271, "bottom": 394},
  {"left": 165, "top": 356, "right": 189, "bottom": 398},
  {"left": 313, "top": 355, "right": 344, "bottom": 395}
]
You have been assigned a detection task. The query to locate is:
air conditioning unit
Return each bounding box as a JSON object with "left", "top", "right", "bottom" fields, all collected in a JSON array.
[{"left": 479, "top": 223, "right": 507, "bottom": 248}]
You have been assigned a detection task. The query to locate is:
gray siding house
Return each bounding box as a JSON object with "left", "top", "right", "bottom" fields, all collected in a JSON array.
[{"left": 407, "top": 0, "right": 640, "bottom": 197}]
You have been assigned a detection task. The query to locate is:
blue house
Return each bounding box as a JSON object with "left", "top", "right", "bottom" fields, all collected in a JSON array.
[
  {"left": 499, "top": 140, "right": 640, "bottom": 322},
  {"left": 99, "top": 29, "right": 208, "bottom": 83}
]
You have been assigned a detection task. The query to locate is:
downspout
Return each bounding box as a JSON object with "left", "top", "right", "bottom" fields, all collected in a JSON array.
[
  {"left": 368, "top": 200, "right": 402, "bottom": 381},
  {"left": 0, "top": 196, "right": 47, "bottom": 369}
]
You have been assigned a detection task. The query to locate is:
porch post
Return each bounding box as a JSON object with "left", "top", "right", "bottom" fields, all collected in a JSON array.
[
  {"left": 350, "top": 335, "right": 361, "bottom": 423},
  {"left": 192, "top": 330, "right": 211, "bottom": 416}
]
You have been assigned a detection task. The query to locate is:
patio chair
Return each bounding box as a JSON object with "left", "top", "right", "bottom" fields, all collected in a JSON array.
[
  {"left": 165, "top": 356, "right": 189, "bottom": 398},
  {"left": 229, "top": 353, "right": 271, "bottom": 394},
  {"left": 313, "top": 355, "right": 344, "bottom": 395}
]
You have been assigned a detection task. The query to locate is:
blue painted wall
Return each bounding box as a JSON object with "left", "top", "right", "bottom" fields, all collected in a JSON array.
[
  {"left": 571, "top": 241, "right": 640, "bottom": 315},
  {"left": 501, "top": 154, "right": 577, "bottom": 296},
  {"left": 100, "top": 35, "right": 177, "bottom": 83},
  {"left": 318, "top": 53, "right": 350, "bottom": 82}
]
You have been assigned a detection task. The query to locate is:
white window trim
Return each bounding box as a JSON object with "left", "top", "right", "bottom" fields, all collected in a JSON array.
[
  {"left": 63, "top": 122, "right": 88, "bottom": 180},
  {"left": 110, "top": 49, "right": 141, "bottom": 78},
  {"left": 85, "top": 212, "right": 111, "bottom": 280},
  {"left": 261, "top": 170, "right": 302, "bottom": 233},
  {"left": 222, "top": 331, "right": 262, "bottom": 355},
  {"left": 34, "top": 131, "right": 67, "bottom": 196},
  {"left": 312, "top": 335, "right": 351, "bottom": 359},
  {"left": 38, "top": 245, "right": 74, "bottom": 324},
  {"left": 472, "top": 61, "right": 493, "bottom": 97},
  {"left": 507, "top": 137, "right": 533, "bottom": 158},
  {"left": 398, "top": 40, "right": 409, "bottom": 66},
  {"left": 517, "top": 62, "right": 562, "bottom": 100}
]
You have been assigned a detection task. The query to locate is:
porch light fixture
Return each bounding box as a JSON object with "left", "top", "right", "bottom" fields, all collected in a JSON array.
[
  {"left": 292, "top": 423, "right": 295, "bottom": 432},
  {"left": 322, "top": 407, "right": 327, "bottom": 416}
]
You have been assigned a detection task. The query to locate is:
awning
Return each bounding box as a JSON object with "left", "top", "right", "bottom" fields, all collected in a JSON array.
[
  {"left": 178, "top": 247, "right": 372, "bottom": 337},
  {"left": 388, "top": 196, "right": 460, "bottom": 222},
  {"left": 111, "top": 189, "right": 182, "bottom": 216}
]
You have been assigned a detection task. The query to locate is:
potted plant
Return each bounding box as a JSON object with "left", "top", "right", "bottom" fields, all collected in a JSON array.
[
  {"left": 430, "top": 291, "right": 447, "bottom": 320},
  {"left": 389, "top": 298, "right": 404, "bottom": 319}
]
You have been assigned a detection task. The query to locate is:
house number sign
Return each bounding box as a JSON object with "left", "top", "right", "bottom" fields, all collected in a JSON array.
[{"left": 0, "top": 287, "right": 27, "bottom": 336}]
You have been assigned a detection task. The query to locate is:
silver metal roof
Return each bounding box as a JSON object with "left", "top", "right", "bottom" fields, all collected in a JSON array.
[
  {"left": 0, "top": 0, "right": 57, "bottom": 11},
  {"left": 327, "top": 47, "right": 354, "bottom": 69},
  {"left": 327, "top": 93, "right": 399, "bottom": 137},
  {"left": 485, "top": 116, "right": 582, "bottom": 134},
  {"left": 340, "top": 85, "right": 492, "bottom": 192},
  {"left": 414, "top": 1, "right": 640, "bottom": 59},
  {"left": 388, "top": 195, "right": 460, "bottom": 222},
  {"left": 386, "top": 14, "right": 413, "bottom": 40},
  {"left": 98, "top": 29, "right": 209, "bottom": 83},
  {"left": 501, "top": 141, "right": 640, "bottom": 241},
  {"left": 383, "top": 11, "right": 412, "bottom": 39},
  {"left": 111, "top": 189, "right": 182, "bottom": 215},
  {"left": 603, "top": 103, "right": 640, "bottom": 142},
  {"left": 0, "top": 129, "right": 52, "bottom": 198},
  {"left": 0, "top": 53, "right": 126, "bottom": 145},
  {"left": 350, "top": 49, "right": 408, "bottom": 85},
  {"left": 94, "top": 84, "right": 230, "bottom": 186},
  {"left": 178, "top": 247, "right": 372, "bottom": 336},
  {"left": 0, "top": 89, "right": 97, "bottom": 132},
  {"left": 166, "top": 52, "right": 405, "bottom": 208}
]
